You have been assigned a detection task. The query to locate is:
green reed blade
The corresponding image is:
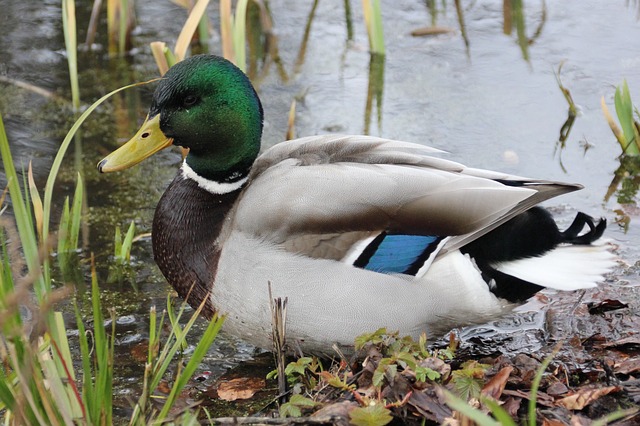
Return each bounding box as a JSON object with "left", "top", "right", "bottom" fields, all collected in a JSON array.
[
  {"left": 615, "top": 80, "right": 640, "bottom": 153},
  {"left": 0, "top": 116, "right": 44, "bottom": 298},
  {"left": 42, "top": 80, "right": 158, "bottom": 259},
  {"left": 174, "top": 0, "right": 211, "bottom": 62},
  {"left": 27, "top": 162, "right": 44, "bottom": 241},
  {"left": 73, "top": 300, "right": 94, "bottom": 422},
  {"left": 69, "top": 174, "right": 83, "bottom": 251},
  {"left": 121, "top": 221, "right": 135, "bottom": 261},
  {"left": 62, "top": 0, "right": 80, "bottom": 110},
  {"left": 157, "top": 313, "right": 224, "bottom": 420},
  {"left": 57, "top": 197, "right": 71, "bottom": 256},
  {"left": 444, "top": 390, "right": 501, "bottom": 426},
  {"left": 233, "top": 0, "right": 249, "bottom": 71}
]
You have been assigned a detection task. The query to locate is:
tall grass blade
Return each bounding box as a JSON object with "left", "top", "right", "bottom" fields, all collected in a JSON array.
[
  {"left": 528, "top": 346, "right": 559, "bottom": 426},
  {"left": 62, "top": 0, "right": 81, "bottom": 110},
  {"left": 150, "top": 297, "right": 205, "bottom": 394},
  {"left": 454, "top": 0, "right": 469, "bottom": 50},
  {"left": 57, "top": 197, "right": 71, "bottom": 258},
  {"left": 444, "top": 390, "right": 500, "bottom": 426},
  {"left": 69, "top": 174, "right": 83, "bottom": 251},
  {"left": 84, "top": 0, "right": 102, "bottom": 48},
  {"left": 614, "top": 80, "right": 640, "bottom": 153},
  {"left": 114, "top": 225, "right": 122, "bottom": 258},
  {"left": 344, "top": 0, "right": 354, "bottom": 41},
  {"left": 27, "top": 162, "right": 44, "bottom": 241},
  {"left": 42, "top": 80, "right": 159, "bottom": 254},
  {"left": 362, "top": 0, "right": 385, "bottom": 55},
  {"left": 57, "top": 175, "right": 83, "bottom": 261},
  {"left": 166, "top": 295, "right": 188, "bottom": 352},
  {"left": 294, "top": 0, "right": 319, "bottom": 74},
  {"left": 364, "top": 53, "right": 385, "bottom": 135},
  {"left": 150, "top": 41, "right": 172, "bottom": 75},
  {"left": 591, "top": 408, "right": 640, "bottom": 426},
  {"left": 48, "top": 312, "right": 84, "bottom": 419},
  {"left": 90, "top": 256, "right": 114, "bottom": 425},
  {"left": 511, "top": 0, "right": 530, "bottom": 62},
  {"left": 220, "top": 0, "right": 235, "bottom": 62},
  {"left": 118, "top": 0, "right": 129, "bottom": 54},
  {"left": 286, "top": 100, "right": 296, "bottom": 140},
  {"left": 482, "top": 397, "right": 517, "bottom": 426},
  {"left": 601, "top": 96, "right": 630, "bottom": 152},
  {"left": 120, "top": 221, "right": 135, "bottom": 261},
  {"left": 73, "top": 298, "right": 95, "bottom": 423},
  {"left": 0, "top": 116, "right": 44, "bottom": 299},
  {"left": 233, "top": 0, "right": 249, "bottom": 71},
  {"left": 174, "top": 0, "right": 211, "bottom": 62},
  {"left": 107, "top": 0, "right": 116, "bottom": 54},
  {"left": 157, "top": 313, "right": 224, "bottom": 420}
]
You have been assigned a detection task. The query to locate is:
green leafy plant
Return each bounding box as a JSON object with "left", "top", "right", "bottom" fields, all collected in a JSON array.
[
  {"left": 450, "top": 360, "right": 489, "bottom": 401},
  {"left": 602, "top": 79, "right": 640, "bottom": 155},
  {"left": 278, "top": 394, "right": 318, "bottom": 418},
  {"left": 445, "top": 345, "right": 639, "bottom": 426},
  {"left": 113, "top": 220, "right": 136, "bottom": 263},
  {"left": 268, "top": 356, "right": 323, "bottom": 392},
  {"left": 349, "top": 403, "right": 393, "bottom": 426}
]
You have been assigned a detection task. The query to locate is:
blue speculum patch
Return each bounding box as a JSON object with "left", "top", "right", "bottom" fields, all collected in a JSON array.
[{"left": 355, "top": 234, "right": 442, "bottom": 275}]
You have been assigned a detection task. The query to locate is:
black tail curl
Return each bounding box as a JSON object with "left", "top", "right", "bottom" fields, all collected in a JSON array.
[
  {"left": 461, "top": 208, "right": 607, "bottom": 303},
  {"left": 559, "top": 212, "right": 606, "bottom": 245}
]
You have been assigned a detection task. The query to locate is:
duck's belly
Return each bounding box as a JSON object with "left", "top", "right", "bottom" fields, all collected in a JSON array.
[{"left": 210, "top": 233, "right": 510, "bottom": 355}]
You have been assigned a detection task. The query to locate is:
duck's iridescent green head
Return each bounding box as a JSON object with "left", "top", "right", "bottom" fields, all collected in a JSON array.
[{"left": 98, "top": 55, "right": 263, "bottom": 181}]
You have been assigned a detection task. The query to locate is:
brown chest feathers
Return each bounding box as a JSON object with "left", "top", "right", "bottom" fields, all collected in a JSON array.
[{"left": 152, "top": 173, "right": 239, "bottom": 318}]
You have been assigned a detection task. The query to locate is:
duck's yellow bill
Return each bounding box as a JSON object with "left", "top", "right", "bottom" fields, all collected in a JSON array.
[{"left": 98, "top": 114, "right": 173, "bottom": 173}]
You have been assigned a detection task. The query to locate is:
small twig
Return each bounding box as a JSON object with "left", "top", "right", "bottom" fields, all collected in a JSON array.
[
  {"left": 0, "top": 76, "right": 62, "bottom": 101},
  {"left": 269, "top": 282, "right": 288, "bottom": 403}
]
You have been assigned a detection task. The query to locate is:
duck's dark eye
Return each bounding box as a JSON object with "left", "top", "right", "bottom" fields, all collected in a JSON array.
[{"left": 183, "top": 95, "right": 198, "bottom": 107}]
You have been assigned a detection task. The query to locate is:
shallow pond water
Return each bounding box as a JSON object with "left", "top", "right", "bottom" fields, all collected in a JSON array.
[{"left": 1, "top": 0, "right": 640, "bottom": 414}]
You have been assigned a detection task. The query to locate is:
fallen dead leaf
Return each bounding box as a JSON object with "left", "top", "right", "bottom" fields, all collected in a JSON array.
[
  {"left": 407, "top": 387, "right": 452, "bottom": 424},
  {"left": 588, "top": 299, "right": 629, "bottom": 315},
  {"left": 600, "top": 336, "right": 640, "bottom": 349},
  {"left": 482, "top": 366, "right": 513, "bottom": 400},
  {"left": 157, "top": 380, "right": 172, "bottom": 395},
  {"left": 503, "top": 389, "right": 555, "bottom": 407},
  {"left": 311, "top": 401, "right": 358, "bottom": 426},
  {"left": 542, "top": 418, "right": 567, "bottom": 426},
  {"left": 616, "top": 357, "right": 640, "bottom": 375},
  {"left": 217, "top": 377, "right": 266, "bottom": 401},
  {"left": 502, "top": 397, "right": 522, "bottom": 418},
  {"left": 130, "top": 341, "right": 149, "bottom": 363},
  {"left": 569, "top": 413, "right": 592, "bottom": 426},
  {"left": 546, "top": 381, "right": 570, "bottom": 396},
  {"left": 555, "top": 386, "right": 620, "bottom": 410}
]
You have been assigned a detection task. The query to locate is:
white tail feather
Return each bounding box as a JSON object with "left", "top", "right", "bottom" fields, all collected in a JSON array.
[{"left": 494, "top": 242, "right": 616, "bottom": 291}]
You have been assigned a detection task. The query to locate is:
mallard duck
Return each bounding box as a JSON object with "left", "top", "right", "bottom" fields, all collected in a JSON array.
[{"left": 99, "top": 54, "right": 615, "bottom": 355}]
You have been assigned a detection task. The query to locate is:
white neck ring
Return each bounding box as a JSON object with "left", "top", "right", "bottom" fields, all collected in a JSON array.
[{"left": 181, "top": 161, "right": 248, "bottom": 195}]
